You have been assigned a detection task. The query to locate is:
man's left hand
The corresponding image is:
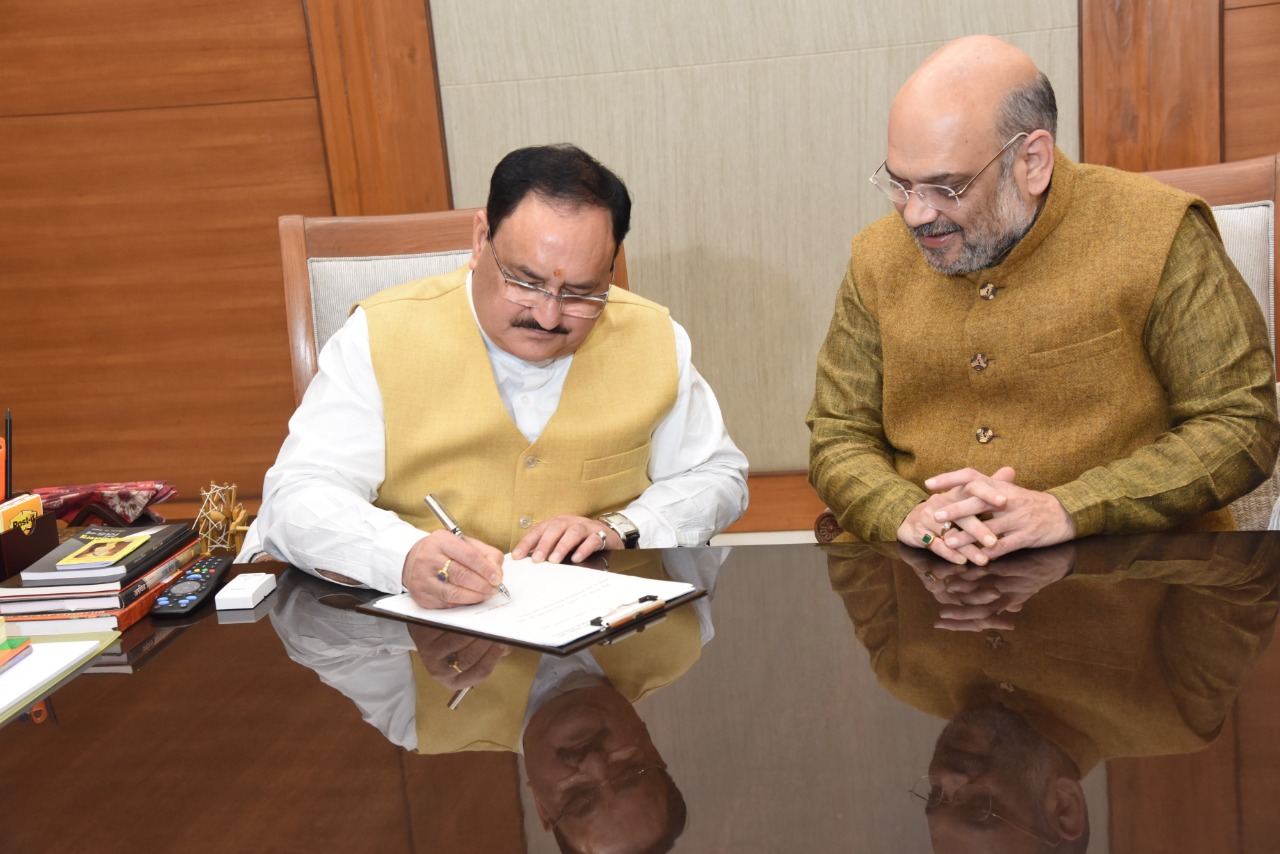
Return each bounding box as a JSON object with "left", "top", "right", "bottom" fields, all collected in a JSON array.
[
  {"left": 927, "top": 467, "right": 1075, "bottom": 559},
  {"left": 512, "top": 515, "right": 622, "bottom": 564}
]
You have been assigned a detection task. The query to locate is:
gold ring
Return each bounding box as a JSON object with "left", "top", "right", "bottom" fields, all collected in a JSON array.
[
  {"left": 924, "top": 571, "right": 935, "bottom": 582},
  {"left": 921, "top": 533, "right": 935, "bottom": 546},
  {"left": 437, "top": 558, "right": 453, "bottom": 584},
  {"left": 940, "top": 521, "right": 953, "bottom": 534},
  {"left": 446, "top": 653, "right": 463, "bottom": 674}
]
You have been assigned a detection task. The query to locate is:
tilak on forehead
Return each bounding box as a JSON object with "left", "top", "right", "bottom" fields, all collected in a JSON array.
[{"left": 553, "top": 267, "right": 564, "bottom": 277}]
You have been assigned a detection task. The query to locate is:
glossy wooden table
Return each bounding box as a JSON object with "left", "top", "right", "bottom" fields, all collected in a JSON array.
[{"left": 1, "top": 534, "right": 1277, "bottom": 853}]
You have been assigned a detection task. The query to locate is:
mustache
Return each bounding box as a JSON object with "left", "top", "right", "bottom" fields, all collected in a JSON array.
[
  {"left": 512, "top": 316, "right": 570, "bottom": 335},
  {"left": 911, "top": 219, "right": 961, "bottom": 239}
]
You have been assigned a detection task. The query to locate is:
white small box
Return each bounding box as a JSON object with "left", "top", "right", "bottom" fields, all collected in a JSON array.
[{"left": 215, "top": 572, "right": 277, "bottom": 610}]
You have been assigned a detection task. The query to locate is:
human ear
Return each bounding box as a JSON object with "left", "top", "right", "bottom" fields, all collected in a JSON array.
[
  {"left": 1020, "top": 129, "right": 1055, "bottom": 197},
  {"left": 470, "top": 210, "right": 490, "bottom": 271},
  {"left": 1046, "top": 776, "right": 1087, "bottom": 842}
]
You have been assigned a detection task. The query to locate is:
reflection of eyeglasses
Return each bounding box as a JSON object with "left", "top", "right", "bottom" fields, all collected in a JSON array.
[
  {"left": 552, "top": 764, "right": 663, "bottom": 828},
  {"left": 909, "top": 775, "right": 1061, "bottom": 846},
  {"left": 486, "top": 230, "right": 611, "bottom": 319},
  {"left": 870, "top": 132, "right": 1029, "bottom": 211}
]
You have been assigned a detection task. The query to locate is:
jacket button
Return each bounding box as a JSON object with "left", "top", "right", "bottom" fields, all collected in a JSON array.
[
  {"left": 986, "top": 631, "right": 1005, "bottom": 649},
  {"left": 970, "top": 353, "right": 990, "bottom": 371},
  {"left": 524, "top": 456, "right": 539, "bottom": 468},
  {"left": 976, "top": 427, "right": 996, "bottom": 443},
  {"left": 979, "top": 283, "right": 998, "bottom": 300},
  {"left": 999, "top": 681, "right": 1016, "bottom": 693},
  {"left": 518, "top": 516, "right": 533, "bottom": 528}
]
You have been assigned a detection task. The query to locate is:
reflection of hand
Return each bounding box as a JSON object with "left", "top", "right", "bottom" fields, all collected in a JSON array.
[
  {"left": 512, "top": 514, "right": 620, "bottom": 564},
  {"left": 410, "top": 624, "right": 510, "bottom": 690},
  {"left": 401, "top": 530, "right": 506, "bottom": 609},
  {"left": 926, "top": 466, "right": 1075, "bottom": 560},
  {"left": 899, "top": 542, "right": 1075, "bottom": 632}
]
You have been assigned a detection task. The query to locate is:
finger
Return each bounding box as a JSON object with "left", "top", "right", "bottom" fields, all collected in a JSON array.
[
  {"left": 520, "top": 521, "right": 573, "bottom": 563},
  {"left": 570, "top": 528, "right": 611, "bottom": 563},
  {"left": 958, "top": 478, "right": 1011, "bottom": 509},
  {"left": 933, "top": 496, "right": 1001, "bottom": 523},
  {"left": 923, "top": 467, "right": 988, "bottom": 492},
  {"left": 935, "top": 615, "right": 1017, "bottom": 632},
  {"left": 546, "top": 522, "right": 596, "bottom": 564},
  {"left": 948, "top": 514, "right": 999, "bottom": 550}
]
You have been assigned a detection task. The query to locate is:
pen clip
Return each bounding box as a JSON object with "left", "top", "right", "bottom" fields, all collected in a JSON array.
[{"left": 590, "top": 594, "right": 664, "bottom": 629}]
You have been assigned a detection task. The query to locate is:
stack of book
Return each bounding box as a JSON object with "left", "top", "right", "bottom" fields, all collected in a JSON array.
[{"left": 0, "top": 523, "right": 200, "bottom": 637}]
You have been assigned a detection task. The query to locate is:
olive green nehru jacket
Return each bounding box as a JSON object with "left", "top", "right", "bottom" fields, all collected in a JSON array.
[{"left": 809, "top": 149, "right": 1279, "bottom": 541}]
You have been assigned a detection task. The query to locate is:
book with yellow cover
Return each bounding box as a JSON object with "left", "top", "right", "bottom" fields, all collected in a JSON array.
[{"left": 56, "top": 535, "right": 150, "bottom": 570}]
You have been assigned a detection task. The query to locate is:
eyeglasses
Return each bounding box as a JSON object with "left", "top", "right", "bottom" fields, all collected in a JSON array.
[
  {"left": 486, "top": 231, "right": 611, "bottom": 319},
  {"left": 551, "top": 764, "right": 662, "bottom": 828},
  {"left": 870, "top": 132, "right": 1029, "bottom": 211},
  {"left": 909, "top": 775, "right": 1060, "bottom": 846}
]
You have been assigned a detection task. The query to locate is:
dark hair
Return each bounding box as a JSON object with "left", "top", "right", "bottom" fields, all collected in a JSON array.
[
  {"left": 487, "top": 144, "right": 632, "bottom": 255},
  {"left": 998, "top": 71, "right": 1058, "bottom": 142}
]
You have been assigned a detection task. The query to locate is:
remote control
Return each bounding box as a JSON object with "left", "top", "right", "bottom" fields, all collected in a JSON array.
[{"left": 150, "top": 555, "right": 234, "bottom": 618}]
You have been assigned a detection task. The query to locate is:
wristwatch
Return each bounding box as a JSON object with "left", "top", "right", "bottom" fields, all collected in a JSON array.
[{"left": 598, "top": 512, "right": 640, "bottom": 549}]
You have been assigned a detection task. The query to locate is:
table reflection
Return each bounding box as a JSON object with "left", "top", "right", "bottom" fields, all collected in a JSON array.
[
  {"left": 270, "top": 548, "right": 725, "bottom": 853},
  {"left": 826, "top": 533, "right": 1280, "bottom": 853}
]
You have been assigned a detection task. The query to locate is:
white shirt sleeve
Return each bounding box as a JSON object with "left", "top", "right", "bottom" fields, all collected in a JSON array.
[
  {"left": 621, "top": 320, "right": 750, "bottom": 547},
  {"left": 243, "top": 311, "right": 749, "bottom": 585},
  {"left": 245, "top": 308, "right": 425, "bottom": 594}
]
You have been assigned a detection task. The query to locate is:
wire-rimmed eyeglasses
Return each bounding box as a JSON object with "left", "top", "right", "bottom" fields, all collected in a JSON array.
[
  {"left": 551, "top": 764, "right": 663, "bottom": 828},
  {"left": 909, "top": 775, "right": 1061, "bottom": 846},
  {"left": 870, "top": 132, "right": 1029, "bottom": 211},
  {"left": 487, "top": 230, "right": 611, "bottom": 319}
]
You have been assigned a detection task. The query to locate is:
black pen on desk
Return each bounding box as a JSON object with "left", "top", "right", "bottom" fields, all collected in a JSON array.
[{"left": 424, "top": 493, "right": 513, "bottom": 600}]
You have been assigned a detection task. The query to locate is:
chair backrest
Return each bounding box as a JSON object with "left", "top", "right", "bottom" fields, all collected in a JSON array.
[
  {"left": 279, "top": 209, "right": 630, "bottom": 405},
  {"left": 1146, "top": 154, "right": 1280, "bottom": 530},
  {"left": 1145, "top": 153, "right": 1278, "bottom": 365}
]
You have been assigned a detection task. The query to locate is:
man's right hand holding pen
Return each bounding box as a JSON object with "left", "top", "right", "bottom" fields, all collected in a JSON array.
[{"left": 401, "top": 529, "right": 506, "bottom": 609}]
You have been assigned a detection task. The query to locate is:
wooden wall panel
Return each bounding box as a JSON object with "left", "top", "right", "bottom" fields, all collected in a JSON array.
[
  {"left": 1234, "top": 630, "right": 1280, "bottom": 853},
  {"left": 1107, "top": 713, "right": 1241, "bottom": 853},
  {"left": 0, "top": 100, "right": 332, "bottom": 501},
  {"left": 0, "top": 0, "right": 314, "bottom": 117},
  {"left": 305, "top": 0, "right": 453, "bottom": 215},
  {"left": 1224, "top": 4, "right": 1280, "bottom": 160},
  {"left": 1080, "top": 0, "right": 1222, "bottom": 170}
]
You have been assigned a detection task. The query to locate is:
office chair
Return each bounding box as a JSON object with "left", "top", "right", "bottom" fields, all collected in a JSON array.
[
  {"left": 814, "top": 152, "right": 1280, "bottom": 541},
  {"left": 278, "top": 208, "right": 631, "bottom": 405}
]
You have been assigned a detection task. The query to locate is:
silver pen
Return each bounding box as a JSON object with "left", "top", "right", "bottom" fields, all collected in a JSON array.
[{"left": 424, "top": 493, "right": 513, "bottom": 600}]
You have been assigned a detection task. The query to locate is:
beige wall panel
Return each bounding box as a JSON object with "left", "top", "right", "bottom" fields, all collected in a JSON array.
[
  {"left": 0, "top": 0, "right": 313, "bottom": 117},
  {"left": 0, "top": 100, "right": 332, "bottom": 499},
  {"left": 432, "top": 1, "right": 1076, "bottom": 85},
  {"left": 434, "top": 7, "right": 1078, "bottom": 471}
]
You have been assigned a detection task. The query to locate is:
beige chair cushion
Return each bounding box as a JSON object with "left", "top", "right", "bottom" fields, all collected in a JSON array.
[
  {"left": 1212, "top": 200, "right": 1275, "bottom": 352},
  {"left": 307, "top": 249, "right": 473, "bottom": 356}
]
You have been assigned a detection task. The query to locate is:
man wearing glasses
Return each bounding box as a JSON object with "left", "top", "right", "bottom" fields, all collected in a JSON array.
[
  {"left": 244, "top": 144, "right": 748, "bottom": 606},
  {"left": 808, "top": 34, "right": 1278, "bottom": 565}
]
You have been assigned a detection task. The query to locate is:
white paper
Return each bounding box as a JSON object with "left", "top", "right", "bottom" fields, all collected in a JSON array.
[
  {"left": 367, "top": 556, "right": 697, "bottom": 648},
  {"left": 0, "top": 639, "right": 103, "bottom": 722}
]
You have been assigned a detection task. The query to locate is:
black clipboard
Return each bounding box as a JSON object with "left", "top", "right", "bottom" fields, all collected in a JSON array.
[{"left": 355, "top": 585, "right": 706, "bottom": 656}]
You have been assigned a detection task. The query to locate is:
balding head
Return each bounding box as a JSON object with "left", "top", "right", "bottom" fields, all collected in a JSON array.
[{"left": 890, "top": 35, "right": 1050, "bottom": 165}]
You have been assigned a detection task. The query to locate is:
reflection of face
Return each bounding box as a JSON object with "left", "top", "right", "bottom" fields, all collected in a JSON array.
[
  {"left": 524, "top": 685, "right": 678, "bottom": 853},
  {"left": 925, "top": 704, "right": 1068, "bottom": 853},
  {"left": 470, "top": 196, "right": 616, "bottom": 363}
]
